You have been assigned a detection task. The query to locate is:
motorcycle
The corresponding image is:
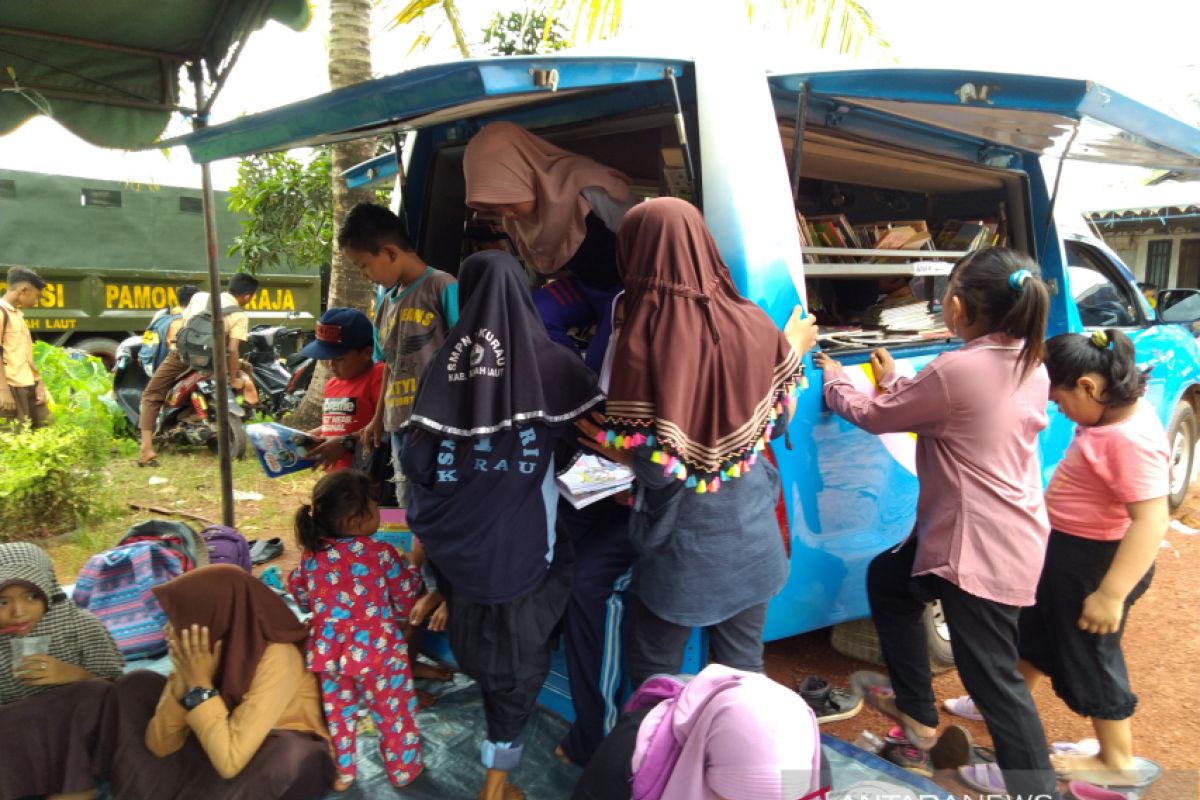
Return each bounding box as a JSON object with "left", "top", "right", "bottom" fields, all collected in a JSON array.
[
  {"left": 243, "top": 324, "right": 315, "bottom": 420},
  {"left": 112, "top": 336, "right": 249, "bottom": 458}
]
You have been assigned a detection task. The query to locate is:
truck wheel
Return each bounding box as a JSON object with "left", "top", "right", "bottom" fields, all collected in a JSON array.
[
  {"left": 71, "top": 337, "right": 120, "bottom": 369},
  {"left": 925, "top": 601, "right": 955, "bottom": 672},
  {"left": 1167, "top": 401, "right": 1196, "bottom": 511}
]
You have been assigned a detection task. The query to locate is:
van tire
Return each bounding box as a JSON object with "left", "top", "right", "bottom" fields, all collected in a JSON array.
[
  {"left": 71, "top": 337, "right": 120, "bottom": 369},
  {"left": 925, "top": 601, "right": 955, "bottom": 671},
  {"left": 1166, "top": 401, "right": 1196, "bottom": 511}
]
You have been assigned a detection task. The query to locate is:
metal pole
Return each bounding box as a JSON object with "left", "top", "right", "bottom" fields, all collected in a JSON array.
[
  {"left": 790, "top": 82, "right": 808, "bottom": 207},
  {"left": 192, "top": 69, "right": 235, "bottom": 527}
]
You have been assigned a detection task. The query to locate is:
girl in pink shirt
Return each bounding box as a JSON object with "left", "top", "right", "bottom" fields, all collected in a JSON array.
[
  {"left": 817, "top": 248, "right": 1058, "bottom": 799},
  {"left": 1019, "top": 328, "right": 1167, "bottom": 788}
]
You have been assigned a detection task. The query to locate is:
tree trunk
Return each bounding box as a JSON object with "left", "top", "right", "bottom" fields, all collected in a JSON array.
[{"left": 287, "top": 0, "right": 378, "bottom": 429}]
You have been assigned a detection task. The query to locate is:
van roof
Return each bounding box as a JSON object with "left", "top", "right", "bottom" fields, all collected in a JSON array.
[{"left": 160, "top": 57, "right": 1200, "bottom": 175}]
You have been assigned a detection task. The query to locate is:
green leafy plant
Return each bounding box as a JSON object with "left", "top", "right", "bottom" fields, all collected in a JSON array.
[{"left": 0, "top": 343, "right": 127, "bottom": 541}]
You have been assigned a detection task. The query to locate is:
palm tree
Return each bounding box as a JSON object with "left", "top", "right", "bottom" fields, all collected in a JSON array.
[
  {"left": 388, "top": 0, "right": 887, "bottom": 59},
  {"left": 289, "top": 0, "right": 381, "bottom": 428}
]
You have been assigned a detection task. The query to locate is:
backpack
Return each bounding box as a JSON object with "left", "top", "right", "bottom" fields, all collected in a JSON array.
[
  {"left": 199, "top": 524, "right": 252, "bottom": 572},
  {"left": 140, "top": 309, "right": 181, "bottom": 375},
  {"left": 176, "top": 303, "right": 239, "bottom": 372},
  {"left": 118, "top": 519, "right": 203, "bottom": 572},
  {"left": 73, "top": 542, "right": 185, "bottom": 659}
]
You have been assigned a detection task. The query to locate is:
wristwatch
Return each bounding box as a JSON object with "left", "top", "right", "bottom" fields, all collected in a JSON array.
[{"left": 182, "top": 686, "right": 220, "bottom": 710}]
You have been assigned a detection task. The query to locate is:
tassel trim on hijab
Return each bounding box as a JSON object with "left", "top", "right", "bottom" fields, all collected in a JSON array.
[{"left": 601, "top": 363, "right": 803, "bottom": 493}]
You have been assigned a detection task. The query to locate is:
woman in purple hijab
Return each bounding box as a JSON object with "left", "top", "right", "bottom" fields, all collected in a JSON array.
[{"left": 571, "top": 664, "right": 823, "bottom": 800}]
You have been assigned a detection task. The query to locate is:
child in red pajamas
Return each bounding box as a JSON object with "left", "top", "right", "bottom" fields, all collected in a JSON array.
[{"left": 288, "top": 469, "right": 423, "bottom": 791}]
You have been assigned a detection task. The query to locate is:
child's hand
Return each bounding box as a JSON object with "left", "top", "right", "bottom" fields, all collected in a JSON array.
[
  {"left": 358, "top": 418, "right": 384, "bottom": 452},
  {"left": 1079, "top": 589, "right": 1125, "bottom": 635},
  {"left": 411, "top": 591, "right": 444, "bottom": 628},
  {"left": 813, "top": 352, "right": 846, "bottom": 382},
  {"left": 784, "top": 308, "right": 819, "bottom": 357},
  {"left": 428, "top": 601, "right": 448, "bottom": 633},
  {"left": 311, "top": 437, "right": 348, "bottom": 468},
  {"left": 575, "top": 412, "right": 635, "bottom": 467},
  {"left": 869, "top": 348, "right": 895, "bottom": 389},
  {"left": 172, "top": 624, "right": 223, "bottom": 689},
  {"left": 14, "top": 655, "right": 89, "bottom": 686}
]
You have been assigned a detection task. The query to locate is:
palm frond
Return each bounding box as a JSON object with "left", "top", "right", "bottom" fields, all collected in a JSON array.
[{"left": 386, "top": 0, "right": 442, "bottom": 31}]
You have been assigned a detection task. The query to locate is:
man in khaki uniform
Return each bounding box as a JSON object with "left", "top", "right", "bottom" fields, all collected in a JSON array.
[
  {"left": 0, "top": 267, "right": 52, "bottom": 429},
  {"left": 137, "top": 273, "right": 257, "bottom": 466}
]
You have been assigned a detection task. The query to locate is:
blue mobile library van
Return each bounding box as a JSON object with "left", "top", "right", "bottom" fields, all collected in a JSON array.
[{"left": 171, "top": 53, "right": 1200, "bottom": 710}]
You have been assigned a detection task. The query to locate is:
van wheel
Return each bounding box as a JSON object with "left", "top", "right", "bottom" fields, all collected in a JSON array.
[
  {"left": 71, "top": 337, "right": 120, "bottom": 370},
  {"left": 925, "top": 601, "right": 955, "bottom": 672},
  {"left": 1167, "top": 401, "right": 1196, "bottom": 511}
]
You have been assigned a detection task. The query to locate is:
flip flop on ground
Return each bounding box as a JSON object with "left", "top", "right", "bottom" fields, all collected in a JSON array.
[
  {"left": 1067, "top": 779, "right": 1140, "bottom": 800},
  {"left": 849, "top": 671, "right": 938, "bottom": 750},
  {"left": 942, "top": 694, "right": 984, "bottom": 721},
  {"left": 929, "top": 725, "right": 973, "bottom": 770},
  {"left": 958, "top": 762, "right": 1006, "bottom": 795}
]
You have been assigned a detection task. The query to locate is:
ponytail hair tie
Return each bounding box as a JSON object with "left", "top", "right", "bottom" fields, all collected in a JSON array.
[
  {"left": 1008, "top": 269, "right": 1033, "bottom": 292},
  {"left": 1090, "top": 330, "right": 1112, "bottom": 350}
]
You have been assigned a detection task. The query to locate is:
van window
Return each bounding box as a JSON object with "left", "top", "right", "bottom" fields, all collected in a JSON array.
[{"left": 1065, "top": 241, "right": 1141, "bottom": 328}]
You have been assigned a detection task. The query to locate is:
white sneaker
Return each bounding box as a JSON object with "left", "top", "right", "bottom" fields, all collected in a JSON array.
[{"left": 942, "top": 694, "right": 984, "bottom": 721}]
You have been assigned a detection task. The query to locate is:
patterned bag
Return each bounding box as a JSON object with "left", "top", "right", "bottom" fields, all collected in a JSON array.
[{"left": 73, "top": 542, "right": 184, "bottom": 659}]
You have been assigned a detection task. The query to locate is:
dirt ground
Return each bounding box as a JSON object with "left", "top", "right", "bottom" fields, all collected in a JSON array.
[
  {"left": 46, "top": 455, "right": 1200, "bottom": 798},
  {"left": 765, "top": 492, "right": 1200, "bottom": 798}
]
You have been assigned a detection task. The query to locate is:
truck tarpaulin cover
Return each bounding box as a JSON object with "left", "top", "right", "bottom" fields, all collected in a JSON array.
[{"left": 0, "top": 0, "right": 310, "bottom": 149}]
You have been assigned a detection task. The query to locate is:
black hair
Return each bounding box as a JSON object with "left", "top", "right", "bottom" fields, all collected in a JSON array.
[
  {"left": 1137, "top": 282, "right": 1158, "bottom": 292},
  {"left": 338, "top": 202, "right": 414, "bottom": 254},
  {"left": 228, "top": 272, "right": 259, "bottom": 297},
  {"left": 176, "top": 284, "right": 200, "bottom": 307},
  {"left": 6, "top": 267, "right": 46, "bottom": 292},
  {"left": 1045, "top": 329, "right": 1146, "bottom": 408},
  {"left": 948, "top": 247, "right": 1049, "bottom": 382},
  {"left": 294, "top": 469, "right": 376, "bottom": 552}
]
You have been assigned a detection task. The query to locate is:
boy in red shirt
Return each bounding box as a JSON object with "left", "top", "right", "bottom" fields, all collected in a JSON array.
[{"left": 300, "top": 307, "right": 384, "bottom": 470}]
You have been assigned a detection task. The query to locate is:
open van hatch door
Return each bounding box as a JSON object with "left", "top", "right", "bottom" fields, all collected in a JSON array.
[
  {"left": 769, "top": 69, "right": 1200, "bottom": 172},
  {"left": 160, "top": 56, "right": 688, "bottom": 164}
]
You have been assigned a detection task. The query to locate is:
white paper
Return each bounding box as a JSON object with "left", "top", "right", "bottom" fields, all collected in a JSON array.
[
  {"left": 1169, "top": 519, "right": 1199, "bottom": 535},
  {"left": 233, "top": 490, "right": 264, "bottom": 502}
]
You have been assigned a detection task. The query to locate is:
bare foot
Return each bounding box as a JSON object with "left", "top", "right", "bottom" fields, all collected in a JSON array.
[
  {"left": 870, "top": 690, "right": 937, "bottom": 747},
  {"left": 477, "top": 783, "right": 525, "bottom": 800},
  {"left": 331, "top": 775, "right": 355, "bottom": 793},
  {"left": 414, "top": 661, "right": 453, "bottom": 681},
  {"left": 417, "top": 689, "right": 439, "bottom": 708},
  {"left": 553, "top": 745, "right": 573, "bottom": 766},
  {"left": 1052, "top": 753, "right": 1138, "bottom": 784}
]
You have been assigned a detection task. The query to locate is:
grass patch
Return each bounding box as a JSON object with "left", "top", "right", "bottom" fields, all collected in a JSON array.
[{"left": 45, "top": 450, "right": 317, "bottom": 584}]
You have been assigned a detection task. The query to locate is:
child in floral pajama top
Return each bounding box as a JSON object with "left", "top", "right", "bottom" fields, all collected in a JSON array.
[{"left": 288, "top": 469, "right": 423, "bottom": 791}]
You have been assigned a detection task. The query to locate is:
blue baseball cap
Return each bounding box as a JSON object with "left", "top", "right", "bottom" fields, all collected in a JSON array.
[{"left": 299, "top": 307, "right": 374, "bottom": 360}]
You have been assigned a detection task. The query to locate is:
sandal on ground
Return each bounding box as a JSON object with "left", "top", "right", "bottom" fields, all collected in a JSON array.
[
  {"left": 797, "top": 675, "right": 863, "bottom": 724},
  {"left": 136, "top": 457, "right": 159, "bottom": 468},
  {"left": 942, "top": 694, "right": 984, "bottom": 721},
  {"left": 1056, "top": 757, "right": 1162, "bottom": 790},
  {"left": 849, "top": 671, "right": 937, "bottom": 750},
  {"left": 249, "top": 537, "right": 284, "bottom": 564},
  {"left": 929, "top": 725, "right": 973, "bottom": 770},
  {"left": 1068, "top": 780, "right": 1140, "bottom": 800},
  {"left": 958, "top": 762, "right": 1006, "bottom": 795},
  {"left": 882, "top": 742, "right": 933, "bottom": 777}
]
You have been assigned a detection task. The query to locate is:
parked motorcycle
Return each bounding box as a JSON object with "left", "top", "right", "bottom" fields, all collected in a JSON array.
[
  {"left": 112, "top": 336, "right": 249, "bottom": 458},
  {"left": 243, "top": 324, "right": 314, "bottom": 420}
]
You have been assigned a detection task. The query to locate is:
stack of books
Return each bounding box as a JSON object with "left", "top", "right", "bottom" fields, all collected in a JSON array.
[
  {"left": 557, "top": 454, "right": 635, "bottom": 509},
  {"left": 860, "top": 299, "right": 946, "bottom": 334}
]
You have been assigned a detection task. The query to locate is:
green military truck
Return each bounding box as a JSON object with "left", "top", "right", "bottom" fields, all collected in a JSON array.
[{"left": 0, "top": 169, "right": 321, "bottom": 365}]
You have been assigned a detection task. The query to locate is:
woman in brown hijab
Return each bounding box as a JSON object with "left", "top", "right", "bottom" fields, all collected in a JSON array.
[
  {"left": 103, "top": 565, "right": 335, "bottom": 800},
  {"left": 579, "top": 197, "right": 817, "bottom": 688}
]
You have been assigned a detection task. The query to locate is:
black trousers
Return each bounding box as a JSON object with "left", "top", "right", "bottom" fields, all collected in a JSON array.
[
  {"left": 868, "top": 537, "right": 1059, "bottom": 800},
  {"left": 558, "top": 500, "right": 636, "bottom": 766},
  {"left": 625, "top": 594, "right": 768, "bottom": 691}
]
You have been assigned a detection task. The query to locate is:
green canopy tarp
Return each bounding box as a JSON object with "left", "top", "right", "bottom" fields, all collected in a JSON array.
[{"left": 0, "top": 0, "right": 311, "bottom": 148}]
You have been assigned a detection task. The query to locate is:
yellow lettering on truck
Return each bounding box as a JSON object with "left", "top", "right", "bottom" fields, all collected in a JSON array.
[{"left": 244, "top": 289, "right": 297, "bottom": 312}]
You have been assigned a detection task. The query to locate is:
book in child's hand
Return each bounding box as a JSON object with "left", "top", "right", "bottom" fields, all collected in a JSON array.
[
  {"left": 246, "top": 422, "right": 320, "bottom": 478},
  {"left": 557, "top": 454, "right": 634, "bottom": 508}
]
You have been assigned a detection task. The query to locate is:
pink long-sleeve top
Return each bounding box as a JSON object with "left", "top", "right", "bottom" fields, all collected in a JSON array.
[{"left": 823, "top": 333, "right": 1051, "bottom": 606}]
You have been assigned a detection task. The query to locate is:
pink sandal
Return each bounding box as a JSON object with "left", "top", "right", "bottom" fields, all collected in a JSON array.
[{"left": 849, "top": 671, "right": 938, "bottom": 750}]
